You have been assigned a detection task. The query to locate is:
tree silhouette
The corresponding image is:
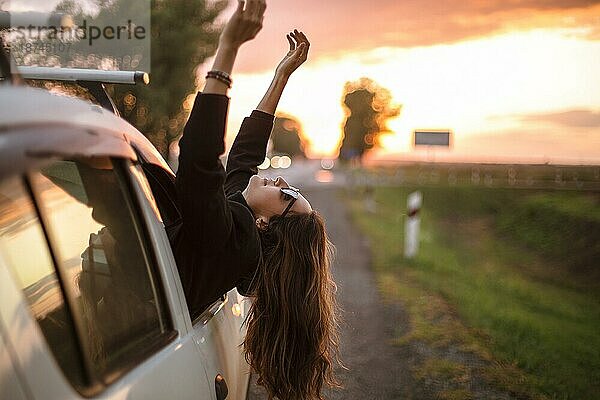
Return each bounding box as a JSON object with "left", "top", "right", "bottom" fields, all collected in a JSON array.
[
  {"left": 271, "top": 113, "right": 306, "bottom": 158},
  {"left": 339, "top": 77, "right": 401, "bottom": 163}
]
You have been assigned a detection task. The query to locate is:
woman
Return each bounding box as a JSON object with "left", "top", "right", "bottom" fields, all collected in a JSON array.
[{"left": 172, "top": 1, "right": 340, "bottom": 399}]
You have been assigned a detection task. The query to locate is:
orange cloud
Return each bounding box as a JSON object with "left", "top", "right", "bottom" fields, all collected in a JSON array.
[{"left": 236, "top": 0, "right": 600, "bottom": 73}]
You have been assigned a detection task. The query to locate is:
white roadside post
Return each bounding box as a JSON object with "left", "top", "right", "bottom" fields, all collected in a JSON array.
[
  {"left": 404, "top": 130, "right": 451, "bottom": 258},
  {"left": 404, "top": 191, "right": 422, "bottom": 259}
]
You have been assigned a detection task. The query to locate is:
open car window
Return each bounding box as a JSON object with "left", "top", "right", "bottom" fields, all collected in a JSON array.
[{"left": 138, "top": 162, "right": 181, "bottom": 229}]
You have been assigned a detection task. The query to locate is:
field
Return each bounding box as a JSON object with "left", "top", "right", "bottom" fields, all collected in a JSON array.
[{"left": 344, "top": 165, "right": 600, "bottom": 399}]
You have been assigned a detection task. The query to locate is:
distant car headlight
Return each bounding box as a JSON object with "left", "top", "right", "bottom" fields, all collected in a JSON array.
[
  {"left": 271, "top": 156, "right": 281, "bottom": 169},
  {"left": 321, "top": 159, "right": 335, "bottom": 170},
  {"left": 279, "top": 156, "right": 291, "bottom": 169}
]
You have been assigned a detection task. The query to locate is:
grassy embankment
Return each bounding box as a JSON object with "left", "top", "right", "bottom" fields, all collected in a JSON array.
[{"left": 345, "top": 185, "right": 600, "bottom": 399}]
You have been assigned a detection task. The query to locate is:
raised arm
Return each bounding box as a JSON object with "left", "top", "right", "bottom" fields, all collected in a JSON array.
[
  {"left": 225, "top": 30, "right": 310, "bottom": 195},
  {"left": 257, "top": 30, "right": 310, "bottom": 113},
  {"left": 176, "top": 0, "right": 265, "bottom": 247},
  {"left": 204, "top": 0, "right": 265, "bottom": 95}
]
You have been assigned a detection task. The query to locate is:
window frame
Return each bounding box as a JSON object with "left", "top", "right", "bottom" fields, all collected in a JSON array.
[
  {"left": 25, "top": 156, "right": 178, "bottom": 395},
  {"left": 112, "top": 158, "right": 172, "bottom": 335}
]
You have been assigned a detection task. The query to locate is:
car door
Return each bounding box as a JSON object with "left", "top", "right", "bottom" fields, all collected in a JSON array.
[
  {"left": 191, "top": 289, "right": 252, "bottom": 400},
  {"left": 0, "top": 156, "right": 214, "bottom": 399}
]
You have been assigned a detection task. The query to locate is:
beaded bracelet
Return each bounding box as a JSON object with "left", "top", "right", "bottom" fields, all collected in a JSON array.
[{"left": 206, "top": 70, "right": 232, "bottom": 88}]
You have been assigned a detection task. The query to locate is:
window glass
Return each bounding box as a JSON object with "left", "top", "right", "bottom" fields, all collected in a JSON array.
[
  {"left": 29, "top": 159, "right": 170, "bottom": 380},
  {"left": 0, "top": 177, "right": 85, "bottom": 387},
  {"left": 129, "top": 164, "right": 162, "bottom": 223}
]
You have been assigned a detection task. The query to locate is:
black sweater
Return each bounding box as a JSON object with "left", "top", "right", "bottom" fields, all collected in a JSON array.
[{"left": 171, "top": 93, "right": 273, "bottom": 319}]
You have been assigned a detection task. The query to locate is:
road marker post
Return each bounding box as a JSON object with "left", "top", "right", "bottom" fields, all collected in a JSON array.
[{"left": 404, "top": 191, "right": 422, "bottom": 259}]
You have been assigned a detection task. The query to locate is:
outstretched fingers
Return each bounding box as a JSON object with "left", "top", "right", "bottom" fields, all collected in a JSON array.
[
  {"left": 235, "top": 0, "right": 264, "bottom": 42},
  {"left": 235, "top": 0, "right": 245, "bottom": 14},
  {"left": 297, "top": 30, "right": 310, "bottom": 49},
  {"left": 257, "top": 0, "right": 267, "bottom": 17},
  {"left": 298, "top": 42, "right": 308, "bottom": 61},
  {"left": 288, "top": 30, "right": 309, "bottom": 49},
  {"left": 274, "top": 28, "right": 310, "bottom": 77},
  {"left": 293, "top": 30, "right": 310, "bottom": 51},
  {"left": 217, "top": 0, "right": 265, "bottom": 50},
  {"left": 244, "top": 0, "right": 256, "bottom": 16},
  {"left": 286, "top": 34, "right": 295, "bottom": 51},
  {"left": 245, "top": 0, "right": 266, "bottom": 22},
  {"left": 289, "top": 30, "right": 309, "bottom": 62}
]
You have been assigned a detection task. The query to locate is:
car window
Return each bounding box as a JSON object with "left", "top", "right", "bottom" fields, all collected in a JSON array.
[
  {"left": 128, "top": 164, "right": 163, "bottom": 222},
  {"left": 27, "top": 158, "right": 172, "bottom": 386},
  {"left": 0, "top": 177, "right": 86, "bottom": 388}
]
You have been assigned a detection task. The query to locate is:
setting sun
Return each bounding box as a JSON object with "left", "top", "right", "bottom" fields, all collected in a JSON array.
[{"left": 215, "top": 1, "right": 600, "bottom": 164}]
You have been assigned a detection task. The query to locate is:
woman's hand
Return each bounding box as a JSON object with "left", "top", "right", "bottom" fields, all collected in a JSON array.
[
  {"left": 219, "top": 0, "right": 266, "bottom": 49},
  {"left": 255, "top": 30, "right": 310, "bottom": 114},
  {"left": 204, "top": 0, "right": 266, "bottom": 94},
  {"left": 275, "top": 30, "right": 310, "bottom": 79}
]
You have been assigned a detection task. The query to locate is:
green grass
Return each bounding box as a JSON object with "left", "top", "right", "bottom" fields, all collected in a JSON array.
[{"left": 345, "top": 186, "right": 600, "bottom": 399}]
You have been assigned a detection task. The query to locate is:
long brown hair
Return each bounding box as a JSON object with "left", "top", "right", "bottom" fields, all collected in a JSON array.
[{"left": 243, "top": 211, "right": 341, "bottom": 400}]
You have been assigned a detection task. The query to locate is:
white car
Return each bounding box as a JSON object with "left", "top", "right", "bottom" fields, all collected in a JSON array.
[{"left": 0, "top": 73, "right": 251, "bottom": 399}]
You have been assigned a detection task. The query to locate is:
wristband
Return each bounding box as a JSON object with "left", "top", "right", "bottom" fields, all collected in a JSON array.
[{"left": 206, "top": 70, "right": 232, "bottom": 88}]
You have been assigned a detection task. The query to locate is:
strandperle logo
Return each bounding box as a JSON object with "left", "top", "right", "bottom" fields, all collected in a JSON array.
[
  {"left": 3, "top": 4, "right": 152, "bottom": 72},
  {"left": 10, "top": 19, "right": 147, "bottom": 46}
]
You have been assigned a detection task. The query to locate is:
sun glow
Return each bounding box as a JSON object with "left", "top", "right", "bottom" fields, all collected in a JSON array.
[{"left": 224, "top": 28, "right": 600, "bottom": 161}]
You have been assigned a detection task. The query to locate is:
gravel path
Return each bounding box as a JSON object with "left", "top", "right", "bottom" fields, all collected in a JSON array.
[{"left": 246, "top": 188, "right": 426, "bottom": 399}]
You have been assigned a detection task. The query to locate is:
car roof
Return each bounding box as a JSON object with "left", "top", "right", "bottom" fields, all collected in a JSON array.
[{"left": 0, "top": 85, "right": 173, "bottom": 178}]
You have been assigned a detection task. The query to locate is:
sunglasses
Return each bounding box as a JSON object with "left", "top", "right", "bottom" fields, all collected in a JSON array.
[{"left": 280, "top": 186, "right": 300, "bottom": 218}]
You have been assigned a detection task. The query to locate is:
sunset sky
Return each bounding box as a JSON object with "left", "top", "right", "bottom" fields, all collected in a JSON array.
[
  {"left": 8, "top": 0, "right": 600, "bottom": 164},
  {"left": 212, "top": 0, "right": 600, "bottom": 164}
]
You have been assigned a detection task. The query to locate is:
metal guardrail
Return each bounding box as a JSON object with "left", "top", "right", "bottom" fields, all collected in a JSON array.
[{"left": 347, "top": 163, "right": 600, "bottom": 191}]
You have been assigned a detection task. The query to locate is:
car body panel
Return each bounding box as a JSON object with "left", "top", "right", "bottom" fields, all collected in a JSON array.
[
  {"left": 0, "top": 125, "right": 137, "bottom": 180},
  {"left": 192, "top": 290, "right": 252, "bottom": 400},
  {"left": 0, "top": 251, "right": 81, "bottom": 399},
  {"left": 0, "top": 85, "right": 251, "bottom": 399},
  {"left": 0, "top": 175, "right": 214, "bottom": 400},
  {"left": 0, "top": 300, "right": 30, "bottom": 400},
  {"left": 0, "top": 86, "right": 171, "bottom": 174}
]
